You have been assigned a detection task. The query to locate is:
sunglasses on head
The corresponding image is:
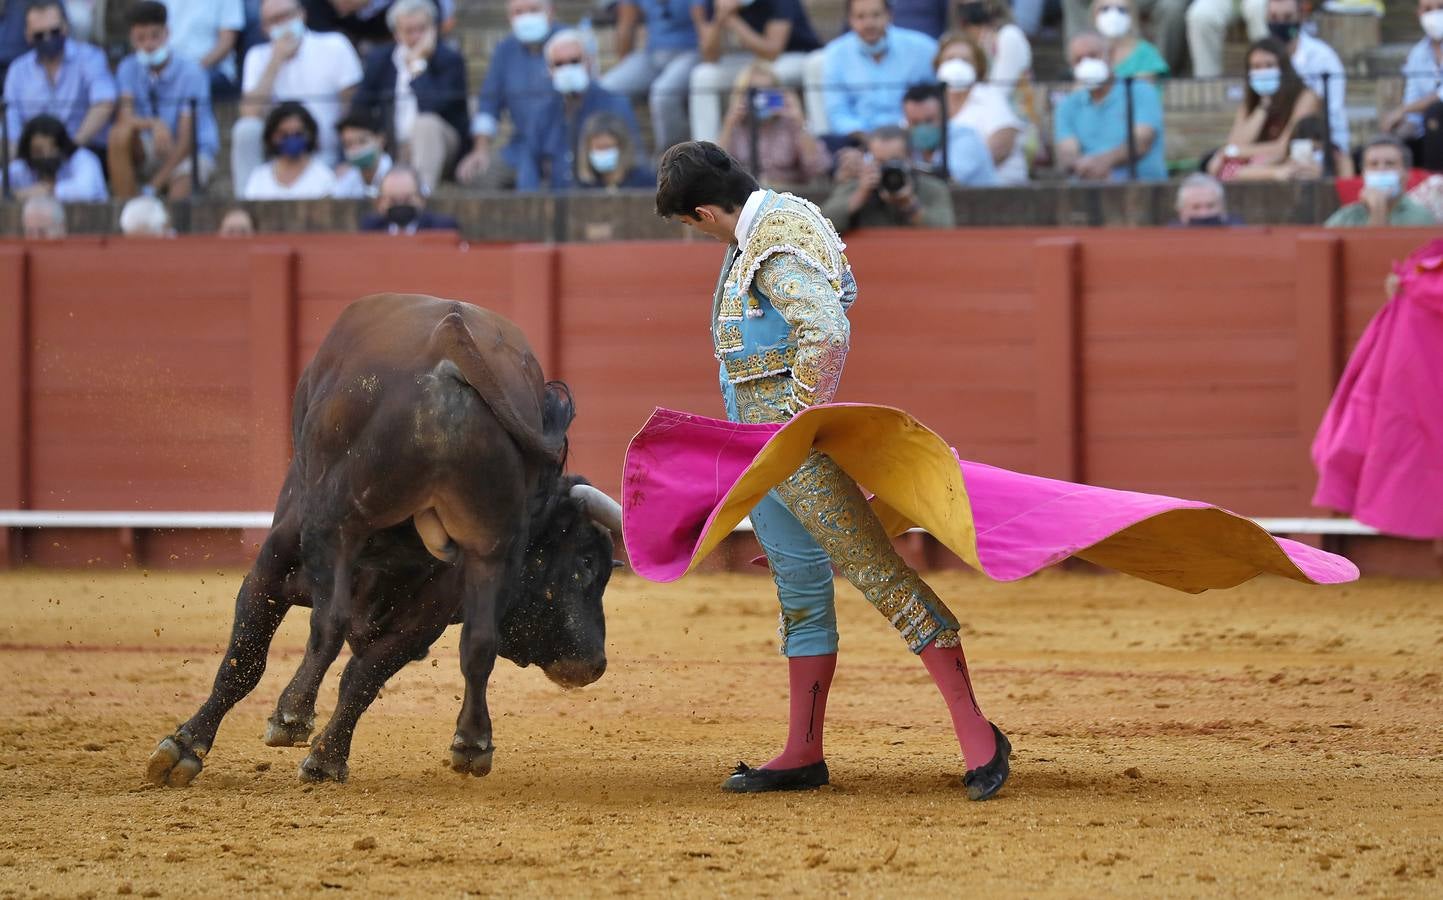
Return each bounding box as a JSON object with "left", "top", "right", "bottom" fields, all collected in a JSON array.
[{"left": 29, "top": 27, "right": 63, "bottom": 42}]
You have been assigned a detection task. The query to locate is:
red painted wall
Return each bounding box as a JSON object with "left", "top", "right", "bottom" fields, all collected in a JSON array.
[{"left": 0, "top": 227, "right": 1430, "bottom": 569}]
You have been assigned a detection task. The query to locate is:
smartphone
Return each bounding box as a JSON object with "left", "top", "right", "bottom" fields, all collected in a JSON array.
[{"left": 752, "top": 89, "right": 785, "bottom": 118}]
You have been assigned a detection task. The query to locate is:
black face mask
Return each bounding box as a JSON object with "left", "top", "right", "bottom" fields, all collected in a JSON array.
[
  {"left": 1267, "top": 20, "right": 1300, "bottom": 43},
  {"left": 958, "top": 2, "right": 991, "bottom": 25},
  {"left": 386, "top": 203, "right": 419, "bottom": 228},
  {"left": 31, "top": 155, "right": 62, "bottom": 180},
  {"left": 1185, "top": 215, "right": 1227, "bottom": 227}
]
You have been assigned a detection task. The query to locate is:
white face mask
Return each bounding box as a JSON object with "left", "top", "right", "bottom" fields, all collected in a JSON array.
[
  {"left": 1095, "top": 7, "right": 1131, "bottom": 38},
  {"left": 268, "top": 16, "right": 305, "bottom": 43},
  {"left": 936, "top": 58, "right": 977, "bottom": 89},
  {"left": 1424, "top": 8, "right": 1443, "bottom": 40},
  {"left": 511, "top": 11, "right": 549, "bottom": 44},
  {"left": 551, "top": 62, "right": 589, "bottom": 94},
  {"left": 1074, "top": 56, "right": 1111, "bottom": 89}
]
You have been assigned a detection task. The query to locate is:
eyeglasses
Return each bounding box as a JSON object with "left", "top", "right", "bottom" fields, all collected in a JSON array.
[{"left": 29, "top": 27, "right": 63, "bottom": 43}]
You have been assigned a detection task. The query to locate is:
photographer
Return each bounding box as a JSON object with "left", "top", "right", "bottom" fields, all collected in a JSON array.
[{"left": 821, "top": 125, "right": 955, "bottom": 233}]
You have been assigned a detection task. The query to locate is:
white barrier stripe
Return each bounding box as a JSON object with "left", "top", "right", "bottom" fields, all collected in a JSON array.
[{"left": 0, "top": 511, "right": 1380, "bottom": 536}]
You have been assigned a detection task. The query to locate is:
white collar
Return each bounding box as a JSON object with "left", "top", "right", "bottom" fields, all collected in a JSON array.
[{"left": 733, "top": 190, "right": 767, "bottom": 245}]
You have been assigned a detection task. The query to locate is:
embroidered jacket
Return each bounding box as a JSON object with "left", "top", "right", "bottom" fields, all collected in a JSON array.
[{"left": 713, "top": 190, "right": 857, "bottom": 413}]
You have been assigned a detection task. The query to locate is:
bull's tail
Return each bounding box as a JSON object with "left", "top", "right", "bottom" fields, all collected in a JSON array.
[{"left": 430, "top": 307, "right": 564, "bottom": 463}]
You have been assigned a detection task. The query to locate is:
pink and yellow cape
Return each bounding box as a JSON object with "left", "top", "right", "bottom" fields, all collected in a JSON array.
[{"left": 622, "top": 404, "right": 1358, "bottom": 590}]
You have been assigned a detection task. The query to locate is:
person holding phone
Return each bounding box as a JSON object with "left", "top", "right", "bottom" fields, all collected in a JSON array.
[
  {"left": 718, "top": 60, "right": 829, "bottom": 184},
  {"left": 1206, "top": 38, "right": 1318, "bottom": 182}
]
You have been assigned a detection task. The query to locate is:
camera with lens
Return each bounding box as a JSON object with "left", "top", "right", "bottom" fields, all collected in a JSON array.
[{"left": 878, "top": 159, "right": 911, "bottom": 195}]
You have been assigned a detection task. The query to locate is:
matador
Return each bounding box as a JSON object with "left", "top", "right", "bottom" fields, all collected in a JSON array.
[{"left": 653, "top": 141, "right": 1011, "bottom": 798}]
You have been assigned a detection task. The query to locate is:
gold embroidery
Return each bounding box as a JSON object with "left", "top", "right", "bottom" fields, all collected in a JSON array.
[
  {"left": 723, "top": 347, "right": 796, "bottom": 383},
  {"left": 733, "top": 377, "right": 961, "bottom": 653},
  {"left": 715, "top": 322, "right": 743, "bottom": 353}
]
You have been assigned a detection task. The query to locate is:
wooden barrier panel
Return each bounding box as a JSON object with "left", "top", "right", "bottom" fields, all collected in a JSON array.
[{"left": 1, "top": 228, "right": 1436, "bottom": 571}]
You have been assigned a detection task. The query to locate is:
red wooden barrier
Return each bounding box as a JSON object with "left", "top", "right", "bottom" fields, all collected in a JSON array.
[{"left": 0, "top": 227, "right": 1432, "bottom": 570}]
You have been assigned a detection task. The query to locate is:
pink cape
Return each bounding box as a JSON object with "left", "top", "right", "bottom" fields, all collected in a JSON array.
[
  {"left": 622, "top": 405, "right": 1358, "bottom": 591},
  {"left": 1312, "top": 239, "right": 1443, "bottom": 540}
]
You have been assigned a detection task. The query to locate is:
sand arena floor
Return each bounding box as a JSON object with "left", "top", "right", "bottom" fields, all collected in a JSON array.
[{"left": 0, "top": 567, "right": 1440, "bottom": 898}]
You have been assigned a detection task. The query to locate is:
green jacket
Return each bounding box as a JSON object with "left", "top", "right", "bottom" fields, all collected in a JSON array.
[{"left": 1324, "top": 196, "right": 1437, "bottom": 228}]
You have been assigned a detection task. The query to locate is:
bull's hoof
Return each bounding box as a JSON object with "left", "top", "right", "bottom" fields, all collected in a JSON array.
[
  {"left": 450, "top": 738, "right": 494, "bottom": 777},
  {"left": 144, "top": 732, "right": 207, "bottom": 788},
  {"left": 263, "top": 712, "right": 315, "bottom": 747},
  {"left": 297, "top": 753, "right": 348, "bottom": 784}
]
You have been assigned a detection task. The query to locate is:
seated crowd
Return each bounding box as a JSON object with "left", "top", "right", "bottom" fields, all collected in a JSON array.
[{"left": 4, "top": 0, "right": 1443, "bottom": 236}]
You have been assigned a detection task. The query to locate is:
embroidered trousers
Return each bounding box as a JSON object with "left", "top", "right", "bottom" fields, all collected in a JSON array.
[{"left": 724, "top": 375, "right": 962, "bottom": 657}]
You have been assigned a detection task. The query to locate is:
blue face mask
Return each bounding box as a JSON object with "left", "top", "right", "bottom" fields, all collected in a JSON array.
[
  {"left": 268, "top": 17, "right": 305, "bottom": 43},
  {"left": 34, "top": 32, "right": 66, "bottom": 61},
  {"left": 1363, "top": 169, "right": 1402, "bottom": 197},
  {"left": 589, "top": 147, "right": 620, "bottom": 174},
  {"left": 1248, "top": 67, "right": 1281, "bottom": 97},
  {"left": 861, "top": 31, "right": 889, "bottom": 55},
  {"left": 910, "top": 123, "right": 942, "bottom": 152},
  {"left": 137, "top": 44, "right": 170, "bottom": 68},
  {"left": 277, "top": 133, "right": 309, "bottom": 159}
]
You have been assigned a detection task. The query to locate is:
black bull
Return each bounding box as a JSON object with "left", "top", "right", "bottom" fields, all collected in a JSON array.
[{"left": 146, "top": 295, "right": 623, "bottom": 786}]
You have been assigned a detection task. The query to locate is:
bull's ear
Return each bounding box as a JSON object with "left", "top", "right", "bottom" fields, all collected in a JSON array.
[{"left": 611, "top": 559, "right": 626, "bottom": 569}]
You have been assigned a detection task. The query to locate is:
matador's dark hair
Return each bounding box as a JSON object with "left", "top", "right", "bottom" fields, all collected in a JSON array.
[{"left": 654, "top": 141, "right": 759, "bottom": 220}]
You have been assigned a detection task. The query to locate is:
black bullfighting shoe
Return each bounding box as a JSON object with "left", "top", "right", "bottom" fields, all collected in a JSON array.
[
  {"left": 721, "top": 760, "right": 830, "bottom": 793},
  {"left": 962, "top": 723, "right": 1012, "bottom": 801}
]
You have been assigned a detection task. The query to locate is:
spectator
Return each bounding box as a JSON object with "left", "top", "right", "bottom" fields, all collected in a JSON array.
[
  {"left": 935, "top": 32, "right": 1026, "bottom": 184},
  {"left": 1206, "top": 38, "right": 1318, "bottom": 181},
  {"left": 601, "top": 0, "right": 705, "bottom": 154},
  {"left": 301, "top": 0, "right": 445, "bottom": 46},
  {"left": 890, "top": 0, "right": 950, "bottom": 38},
  {"left": 21, "top": 194, "right": 66, "bottom": 238},
  {"left": 718, "top": 60, "right": 829, "bottom": 184},
  {"left": 233, "top": 0, "right": 362, "bottom": 194},
  {"left": 1226, "top": 113, "right": 1354, "bottom": 180},
  {"left": 517, "top": 28, "right": 643, "bottom": 191},
  {"left": 456, "top": 0, "right": 558, "bottom": 190},
  {"left": 1054, "top": 31, "right": 1166, "bottom": 181},
  {"left": 2, "top": 0, "right": 115, "bottom": 157},
  {"left": 359, "top": 164, "right": 458, "bottom": 232},
  {"left": 1188, "top": 0, "right": 1267, "bottom": 78},
  {"left": 350, "top": 0, "right": 468, "bottom": 192},
  {"left": 1380, "top": 0, "right": 1443, "bottom": 171},
  {"left": 162, "top": 0, "right": 245, "bottom": 99},
  {"left": 901, "top": 83, "right": 995, "bottom": 184},
  {"left": 241, "top": 100, "right": 338, "bottom": 198},
  {"left": 957, "top": 0, "right": 1032, "bottom": 98},
  {"left": 1267, "top": 0, "right": 1347, "bottom": 156},
  {"left": 108, "top": 1, "right": 220, "bottom": 201},
  {"left": 689, "top": 0, "right": 821, "bottom": 144},
  {"left": 332, "top": 109, "right": 392, "bottom": 197},
  {"left": 817, "top": 0, "right": 938, "bottom": 141},
  {"left": 1325, "top": 136, "right": 1437, "bottom": 227},
  {"left": 7, "top": 113, "right": 107, "bottom": 201},
  {"left": 1173, "top": 172, "right": 1240, "bottom": 225},
  {"left": 820, "top": 124, "right": 956, "bottom": 232},
  {"left": 218, "top": 206, "right": 257, "bottom": 236},
  {"left": 1092, "top": 0, "right": 1170, "bottom": 78},
  {"left": 577, "top": 112, "right": 656, "bottom": 189},
  {"left": 118, "top": 195, "right": 173, "bottom": 236}
]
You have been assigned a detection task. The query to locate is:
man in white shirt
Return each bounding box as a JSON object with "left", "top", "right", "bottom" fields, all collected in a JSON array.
[
  {"left": 1381, "top": 0, "right": 1443, "bottom": 169},
  {"left": 1266, "top": 0, "right": 1348, "bottom": 156},
  {"left": 162, "top": 0, "right": 245, "bottom": 97},
  {"left": 231, "top": 0, "right": 362, "bottom": 196}
]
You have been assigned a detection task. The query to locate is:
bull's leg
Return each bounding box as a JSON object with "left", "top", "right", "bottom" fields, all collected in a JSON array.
[
  {"left": 145, "top": 528, "right": 299, "bottom": 787},
  {"left": 296, "top": 622, "right": 446, "bottom": 784},
  {"left": 451, "top": 559, "right": 506, "bottom": 777},
  {"left": 263, "top": 601, "right": 346, "bottom": 747}
]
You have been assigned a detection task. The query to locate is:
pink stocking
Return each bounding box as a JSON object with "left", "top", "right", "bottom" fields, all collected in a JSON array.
[
  {"left": 920, "top": 642, "right": 997, "bottom": 769},
  {"left": 762, "top": 653, "right": 836, "bottom": 770}
]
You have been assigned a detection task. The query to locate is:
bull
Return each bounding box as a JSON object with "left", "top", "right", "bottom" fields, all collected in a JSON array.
[{"left": 145, "top": 295, "right": 622, "bottom": 785}]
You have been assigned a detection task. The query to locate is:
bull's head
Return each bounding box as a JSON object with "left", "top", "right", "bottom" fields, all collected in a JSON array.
[{"left": 498, "top": 477, "right": 621, "bottom": 689}]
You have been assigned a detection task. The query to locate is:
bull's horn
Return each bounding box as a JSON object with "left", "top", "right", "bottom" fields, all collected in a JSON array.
[{"left": 570, "top": 484, "right": 623, "bottom": 534}]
